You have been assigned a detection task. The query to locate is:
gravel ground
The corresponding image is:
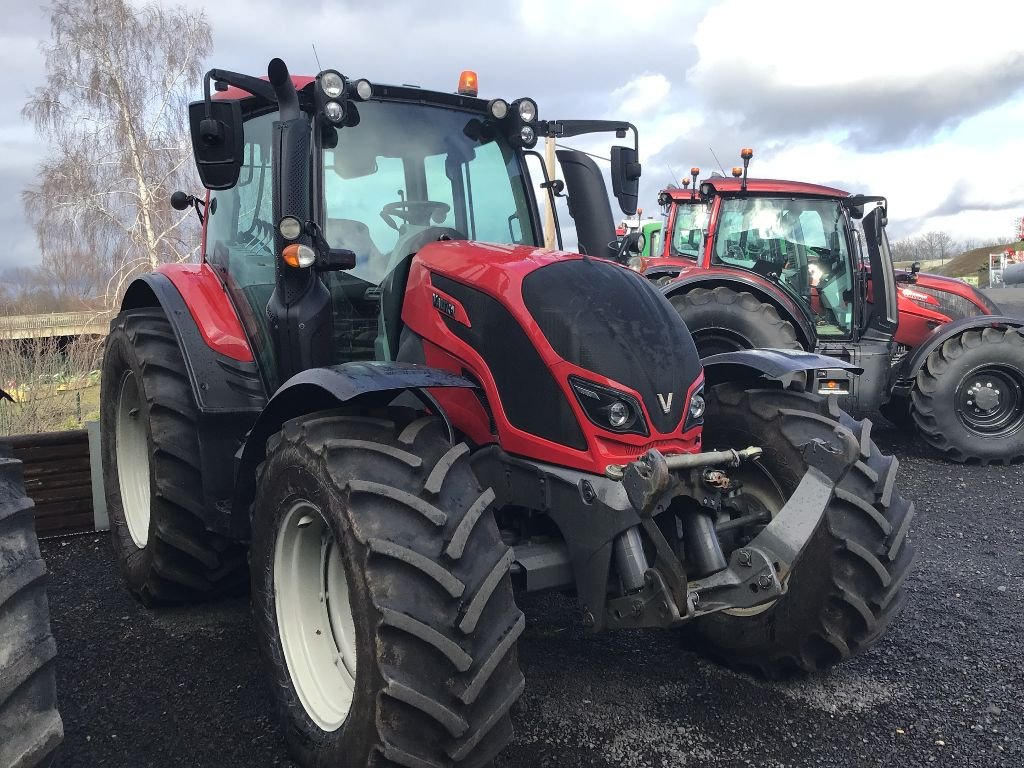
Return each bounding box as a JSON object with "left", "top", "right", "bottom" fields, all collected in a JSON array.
[{"left": 41, "top": 423, "right": 1023, "bottom": 768}]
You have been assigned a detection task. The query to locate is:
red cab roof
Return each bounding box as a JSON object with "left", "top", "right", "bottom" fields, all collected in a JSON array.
[
  {"left": 663, "top": 177, "right": 849, "bottom": 200},
  {"left": 214, "top": 75, "right": 315, "bottom": 101}
]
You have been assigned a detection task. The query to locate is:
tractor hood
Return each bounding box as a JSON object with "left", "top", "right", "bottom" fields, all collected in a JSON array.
[{"left": 401, "top": 241, "right": 704, "bottom": 473}]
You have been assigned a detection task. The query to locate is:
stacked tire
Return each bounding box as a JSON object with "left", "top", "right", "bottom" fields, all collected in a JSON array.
[{"left": 0, "top": 444, "right": 63, "bottom": 767}]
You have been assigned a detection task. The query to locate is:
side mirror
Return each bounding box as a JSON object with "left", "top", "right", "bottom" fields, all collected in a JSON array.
[
  {"left": 610, "top": 146, "right": 641, "bottom": 216},
  {"left": 188, "top": 100, "right": 244, "bottom": 190},
  {"left": 613, "top": 230, "right": 643, "bottom": 264}
]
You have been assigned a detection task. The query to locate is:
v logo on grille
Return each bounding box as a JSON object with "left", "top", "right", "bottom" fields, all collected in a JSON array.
[{"left": 656, "top": 392, "right": 674, "bottom": 413}]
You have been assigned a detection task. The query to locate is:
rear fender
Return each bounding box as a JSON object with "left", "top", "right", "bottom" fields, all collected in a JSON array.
[
  {"left": 702, "top": 349, "right": 862, "bottom": 390},
  {"left": 230, "top": 361, "right": 476, "bottom": 539},
  {"left": 895, "top": 315, "right": 1024, "bottom": 388},
  {"left": 661, "top": 272, "right": 818, "bottom": 349}
]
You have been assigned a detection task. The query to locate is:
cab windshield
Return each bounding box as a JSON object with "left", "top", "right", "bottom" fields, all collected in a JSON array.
[
  {"left": 205, "top": 100, "right": 538, "bottom": 384},
  {"left": 669, "top": 202, "right": 709, "bottom": 259},
  {"left": 323, "top": 100, "right": 539, "bottom": 285},
  {"left": 711, "top": 197, "right": 855, "bottom": 337}
]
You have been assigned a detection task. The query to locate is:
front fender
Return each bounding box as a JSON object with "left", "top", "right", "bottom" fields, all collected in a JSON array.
[
  {"left": 230, "top": 361, "right": 476, "bottom": 538},
  {"left": 895, "top": 315, "right": 1024, "bottom": 386},
  {"left": 702, "top": 348, "right": 862, "bottom": 389}
]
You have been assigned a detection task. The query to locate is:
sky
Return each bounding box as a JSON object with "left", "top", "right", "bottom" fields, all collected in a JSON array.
[{"left": 2, "top": 0, "right": 1024, "bottom": 272}]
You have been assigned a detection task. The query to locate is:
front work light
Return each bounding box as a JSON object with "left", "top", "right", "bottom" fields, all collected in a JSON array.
[
  {"left": 320, "top": 70, "right": 345, "bottom": 99},
  {"left": 516, "top": 98, "right": 537, "bottom": 123},
  {"left": 488, "top": 98, "right": 509, "bottom": 119},
  {"left": 278, "top": 216, "right": 302, "bottom": 240},
  {"left": 324, "top": 101, "right": 345, "bottom": 123},
  {"left": 352, "top": 79, "right": 372, "bottom": 101},
  {"left": 520, "top": 125, "right": 536, "bottom": 145}
]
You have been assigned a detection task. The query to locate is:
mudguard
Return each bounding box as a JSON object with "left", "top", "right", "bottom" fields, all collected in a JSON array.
[
  {"left": 893, "top": 314, "right": 1024, "bottom": 391},
  {"left": 230, "top": 361, "right": 477, "bottom": 538},
  {"left": 702, "top": 348, "right": 862, "bottom": 389},
  {"left": 661, "top": 270, "right": 819, "bottom": 349},
  {"left": 121, "top": 269, "right": 266, "bottom": 413}
]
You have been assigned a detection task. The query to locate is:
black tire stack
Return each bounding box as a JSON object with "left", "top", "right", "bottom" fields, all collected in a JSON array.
[{"left": 0, "top": 444, "right": 63, "bottom": 767}]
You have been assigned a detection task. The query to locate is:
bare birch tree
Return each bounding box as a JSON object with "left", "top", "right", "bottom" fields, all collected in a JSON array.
[{"left": 22, "top": 0, "right": 211, "bottom": 307}]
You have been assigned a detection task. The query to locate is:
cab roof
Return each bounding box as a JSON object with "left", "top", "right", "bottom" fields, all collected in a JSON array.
[
  {"left": 663, "top": 177, "right": 850, "bottom": 200},
  {"left": 213, "top": 75, "right": 490, "bottom": 113}
]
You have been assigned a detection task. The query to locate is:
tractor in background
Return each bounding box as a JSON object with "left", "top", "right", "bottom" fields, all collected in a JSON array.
[
  {"left": 99, "top": 61, "right": 914, "bottom": 767},
  {"left": 647, "top": 151, "right": 1024, "bottom": 464}
]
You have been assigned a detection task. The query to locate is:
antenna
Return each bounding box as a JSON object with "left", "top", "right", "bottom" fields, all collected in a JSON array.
[
  {"left": 709, "top": 147, "right": 726, "bottom": 176},
  {"left": 312, "top": 44, "right": 323, "bottom": 72}
]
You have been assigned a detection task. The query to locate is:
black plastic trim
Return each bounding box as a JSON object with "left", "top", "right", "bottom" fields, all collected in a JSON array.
[
  {"left": 701, "top": 348, "right": 862, "bottom": 390},
  {"left": 122, "top": 273, "right": 268, "bottom": 414},
  {"left": 231, "top": 361, "right": 476, "bottom": 538}
]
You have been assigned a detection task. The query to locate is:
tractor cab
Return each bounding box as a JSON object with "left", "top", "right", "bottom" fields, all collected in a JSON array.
[{"left": 192, "top": 64, "right": 642, "bottom": 392}]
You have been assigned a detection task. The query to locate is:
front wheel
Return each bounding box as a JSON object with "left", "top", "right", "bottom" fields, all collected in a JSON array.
[
  {"left": 250, "top": 410, "right": 524, "bottom": 767},
  {"left": 911, "top": 327, "right": 1024, "bottom": 464},
  {"left": 690, "top": 384, "right": 916, "bottom": 677}
]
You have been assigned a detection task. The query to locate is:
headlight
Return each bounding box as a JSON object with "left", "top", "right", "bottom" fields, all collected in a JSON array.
[
  {"left": 569, "top": 376, "right": 648, "bottom": 436},
  {"left": 689, "top": 393, "right": 705, "bottom": 420},
  {"left": 520, "top": 125, "right": 536, "bottom": 145},
  {"left": 324, "top": 101, "right": 345, "bottom": 123},
  {"left": 684, "top": 387, "right": 705, "bottom": 431},
  {"left": 517, "top": 98, "right": 537, "bottom": 123},
  {"left": 320, "top": 71, "right": 345, "bottom": 99}
]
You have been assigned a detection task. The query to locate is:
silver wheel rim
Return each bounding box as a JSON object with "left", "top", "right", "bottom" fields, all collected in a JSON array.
[
  {"left": 274, "top": 500, "right": 357, "bottom": 732},
  {"left": 115, "top": 371, "right": 151, "bottom": 548}
]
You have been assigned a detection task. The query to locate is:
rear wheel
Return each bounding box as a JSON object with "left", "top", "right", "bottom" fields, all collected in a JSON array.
[
  {"left": 911, "top": 327, "right": 1024, "bottom": 464},
  {"left": 690, "top": 384, "right": 916, "bottom": 677},
  {"left": 250, "top": 410, "right": 524, "bottom": 767},
  {"left": 100, "top": 308, "right": 247, "bottom": 605},
  {"left": 669, "top": 286, "right": 802, "bottom": 356},
  {"left": 0, "top": 446, "right": 63, "bottom": 767}
]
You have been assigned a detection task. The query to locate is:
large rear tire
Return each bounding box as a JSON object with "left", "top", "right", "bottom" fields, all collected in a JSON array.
[
  {"left": 669, "top": 286, "right": 802, "bottom": 356},
  {"left": 691, "top": 384, "right": 916, "bottom": 677},
  {"left": 250, "top": 410, "right": 524, "bottom": 767},
  {"left": 911, "top": 327, "right": 1024, "bottom": 464},
  {"left": 0, "top": 446, "right": 63, "bottom": 767},
  {"left": 100, "top": 308, "right": 247, "bottom": 605}
]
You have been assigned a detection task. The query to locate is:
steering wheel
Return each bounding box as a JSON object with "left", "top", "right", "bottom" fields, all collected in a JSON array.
[{"left": 380, "top": 200, "right": 451, "bottom": 231}]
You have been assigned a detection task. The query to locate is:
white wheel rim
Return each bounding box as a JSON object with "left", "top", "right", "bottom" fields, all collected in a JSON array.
[
  {"left": 115, "top": 371, "right": 151, "bottom": 548},
  {"left": 274, "top": 500, "right": 357, "bottom": 732}
]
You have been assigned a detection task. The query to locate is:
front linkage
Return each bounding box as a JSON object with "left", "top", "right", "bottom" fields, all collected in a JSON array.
[{"left": 473, "top": 395, "right": 863, "bottom": 633}]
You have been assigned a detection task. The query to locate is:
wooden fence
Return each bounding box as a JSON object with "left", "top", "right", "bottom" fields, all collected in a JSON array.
[{"left": 9, "top": 429, "right": 96, "bottom": 537}]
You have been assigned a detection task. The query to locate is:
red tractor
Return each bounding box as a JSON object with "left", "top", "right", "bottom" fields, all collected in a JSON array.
[
  {"left": 100, "top": 61, "right": 913, "bottom": 767},
  {"left": 645, "top": 153, "right": 1024, "bottom": 464}
]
